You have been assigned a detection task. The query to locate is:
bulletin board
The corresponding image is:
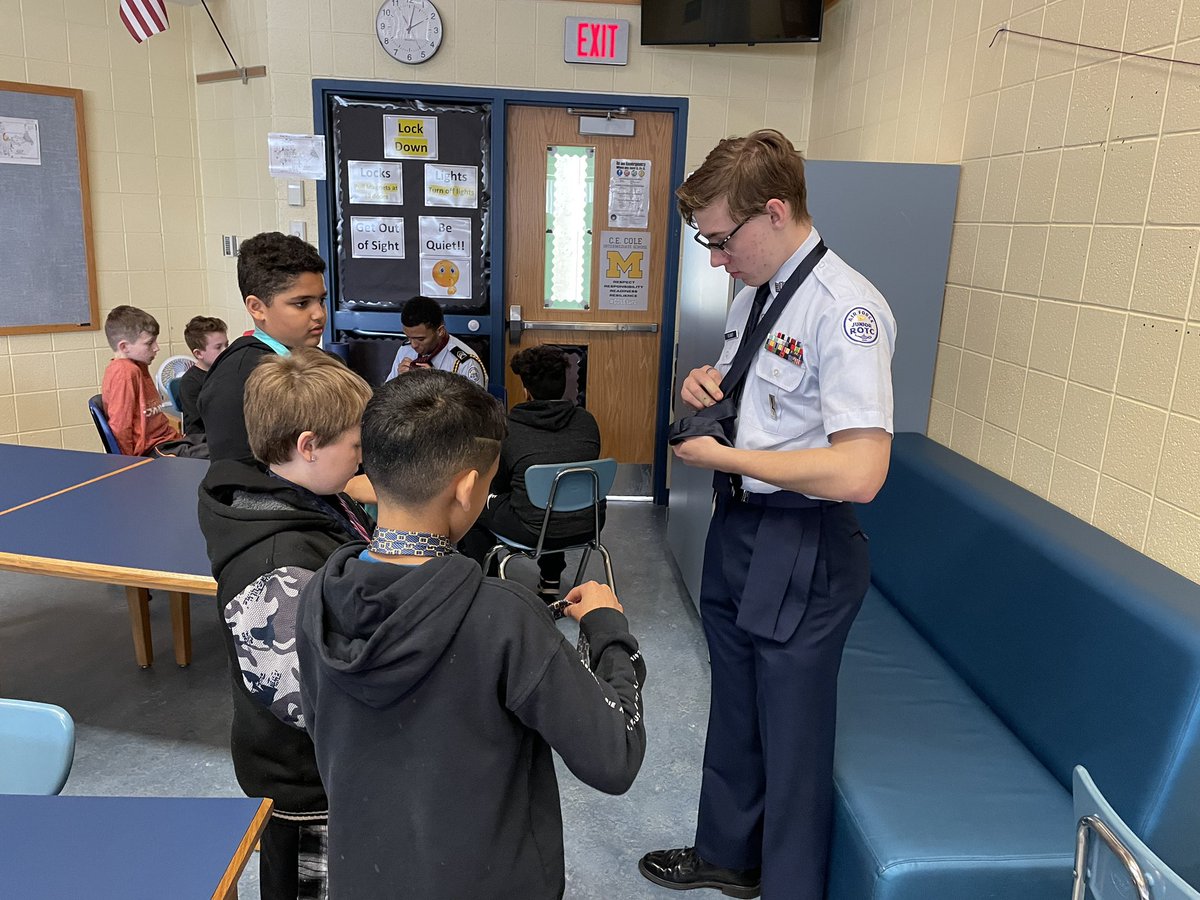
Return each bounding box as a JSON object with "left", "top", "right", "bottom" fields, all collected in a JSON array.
[
  {"left": 0, "top": 81, "right": 99, "bottom": 335},
  {"left": 329, "top": 95, "right": 490, "bottom": 316}
]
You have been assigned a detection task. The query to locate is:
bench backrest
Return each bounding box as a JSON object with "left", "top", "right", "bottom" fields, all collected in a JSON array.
[{"left": 855, "top": 432, "right": 1200, "bottom": 883}]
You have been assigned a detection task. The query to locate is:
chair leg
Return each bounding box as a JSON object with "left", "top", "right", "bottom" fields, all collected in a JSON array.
[
  {"left": 168, "top": 592, "right": 192, "bottom": 668},
  {"left": 597, "top": 543, "right": 616, "bottom": 593},
  {"left": 125, "top": 586, "right": 153, "bottom": 669},
  {"left": 497, "top": 551, "right": 515, "bottom": 580},
  {"left": 482, "top": 546, "right": 501, "bottom": 576},
  {"left": 574, "top": 546, "right": 593, "bottom": 588}
]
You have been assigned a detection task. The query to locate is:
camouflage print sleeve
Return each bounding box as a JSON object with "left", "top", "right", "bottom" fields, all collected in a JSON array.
[{"left": 222, "top": 566, "right": 315, "bottom": 729}]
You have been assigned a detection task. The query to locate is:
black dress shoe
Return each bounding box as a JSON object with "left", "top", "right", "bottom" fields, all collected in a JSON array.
[{"left": 638, "top": 847, "right": 762, "bottom": 898}]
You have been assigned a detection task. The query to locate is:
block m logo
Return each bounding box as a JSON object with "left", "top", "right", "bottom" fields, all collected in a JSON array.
[{"left": 605, "top": 250, "right": 644, "bottom": 279}]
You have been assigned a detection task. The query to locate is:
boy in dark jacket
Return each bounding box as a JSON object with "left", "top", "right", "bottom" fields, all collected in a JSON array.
[
  {"left": 198, "top": 349, "right": 374, "bottom": 900},
  {"left": 462, "top": 344, "right": 605, "bottom": 602},
  {"left": 197, "top": 232, "right": 328, "bottom": 462},
  {"left": 296, "top": 369, "right": 647, "bottom": 900}
]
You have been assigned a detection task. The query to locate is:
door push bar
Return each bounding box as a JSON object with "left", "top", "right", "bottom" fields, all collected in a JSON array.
[{"left": 508, "top": 305, "right": 658, "bottom": 344}]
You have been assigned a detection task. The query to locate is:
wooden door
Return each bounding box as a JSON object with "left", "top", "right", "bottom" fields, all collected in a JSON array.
[{"left": 504, "top": 105, "right": 674, "bottom": 465}]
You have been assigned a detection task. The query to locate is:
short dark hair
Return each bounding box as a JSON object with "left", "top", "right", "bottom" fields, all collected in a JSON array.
[
  {"left": 104, "top": 305, "right": 159, "bottom": 350},
  {"left": 511, "top": 345, "right": 568, "bottom": 401},
  {"left": 362, "top": 369, "right": 506, "bottom": 506},
  {"left": 237, "top": 232, "right": 326, "bottom": 305},
  {"left": 401, "top": 296, "right": 444, "bottom": 330},
  {"left": 183, "top": 315, "right": 228, "bottom": 352}
]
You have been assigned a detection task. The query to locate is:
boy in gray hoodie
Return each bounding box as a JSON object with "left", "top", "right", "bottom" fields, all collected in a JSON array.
[{"left": 296, "top": 369, "right": 646, "bottom": 900}]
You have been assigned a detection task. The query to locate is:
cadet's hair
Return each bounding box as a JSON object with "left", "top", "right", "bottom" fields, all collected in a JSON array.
[
  {"left": 237, "top": 232, "right": 326, "bottom": 305},
  {"left": 244, "top": 349, "right": 372, "bottom": 466},
  {"left": 401, "top": 296, "right": 445, "bottom": 330},
  {"left": 183, "top": 315, "right": 228, "bottom": 352},
  {"left": 362, "top": 369, "right": 506, "bottom": 507},
  {"left": 104, "top": 305, "right": 159, "bottom": 350},
  {"left": 511, "top": 344, "right": 568, "bottom": 401},
  {"left": 676, "top": 129, "right": 810, "bottom": 226}
]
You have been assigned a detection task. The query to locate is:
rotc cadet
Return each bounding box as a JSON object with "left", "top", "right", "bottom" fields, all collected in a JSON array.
[
  {"left": 387, "top": 296, "right": 487, "bottom": 386},
  {"left": 640, "top": 130, "right": 896, "bottom": 900}
]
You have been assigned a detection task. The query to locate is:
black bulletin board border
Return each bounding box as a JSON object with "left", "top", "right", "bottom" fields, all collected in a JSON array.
[{"left": 0, "top": 81, "right": 99, "bottom": 336}]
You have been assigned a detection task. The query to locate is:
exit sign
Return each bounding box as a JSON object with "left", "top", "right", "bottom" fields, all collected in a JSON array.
[{"left": 564, "top": 17, "right": 630, "bottom": 66}]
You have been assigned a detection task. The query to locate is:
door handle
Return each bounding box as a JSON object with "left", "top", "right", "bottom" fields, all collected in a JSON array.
[
  {"left": 520, "top": 321, "right": 658, "bottom": 333},
  {"left": 508, "top": 304, "right": 523, "bottom": 344}
]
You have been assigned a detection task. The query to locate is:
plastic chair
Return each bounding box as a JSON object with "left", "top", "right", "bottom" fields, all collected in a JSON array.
[
  {"left": 0, "top": 698, "right": 75, "bottom": 795},
  {"left": 483, "top": 458, "right": 617, "bottom": 591},
  {"left": 1072, "top": 766, "right": 1200, "bottom": 899},
  {"left": 167, "top": 377, "right": 183, "bottom": 414},
  {"left": 154, "top": 355, "right": 194, "bottom": 414},
  {"left": 87, "top": 394, "right": 122, "bottom": 455}
]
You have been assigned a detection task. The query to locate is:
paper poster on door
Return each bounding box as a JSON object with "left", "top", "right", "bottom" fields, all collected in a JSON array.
[
  {"left": 425, "top": 164, "right": 478, "bottom": 208},
  {"left": 349, "top": 216, "right": 405, "bottom": 258},
  {"left": 599, "top": 231, "right": 650, "bottom": 310},
  {"left": 607, "top": 159, "right": 650, "bottom": 229},
  {"left": 347, "top": 161, "right": 403, "bottom": 205},
  {"left": 383, "top": 115, "right": 438, "bottom": 160},
  {"left": 419, "top": 216, "right": 472, "bottom": 299}
]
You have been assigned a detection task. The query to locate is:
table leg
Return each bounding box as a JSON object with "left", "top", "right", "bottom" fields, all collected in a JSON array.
[
  {"left": 169, "top": 592, "right": 192, "bottom": 667},
  {"left": 125, "top": 586, "right": 153, "bottom": 668}
]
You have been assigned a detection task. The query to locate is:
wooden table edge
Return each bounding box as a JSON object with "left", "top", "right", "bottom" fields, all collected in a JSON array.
[
  {"left": 213, "top": 797, "right": 274, "bottom": 900},
  {"left": 0, "top": 552, "right": 216, "bottom": 595}
]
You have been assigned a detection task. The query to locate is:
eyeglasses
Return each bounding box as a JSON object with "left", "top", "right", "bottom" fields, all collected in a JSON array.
[{"left": 691, "top": 214, "right": 757, "bottom": 253}]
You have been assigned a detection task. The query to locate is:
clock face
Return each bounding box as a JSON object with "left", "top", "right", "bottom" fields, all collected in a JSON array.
[{"left": 376, "top": 0, "right": 444, "bottom": 65}]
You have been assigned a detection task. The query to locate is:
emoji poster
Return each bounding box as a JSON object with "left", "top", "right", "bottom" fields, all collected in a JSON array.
[{"left": 418, "top": 216, "right": 472, "bottom": 299}]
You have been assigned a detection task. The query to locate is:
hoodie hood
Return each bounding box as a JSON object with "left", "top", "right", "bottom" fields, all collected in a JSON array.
[
  {"left": 198, "top": 458, "right": 346, "bottom": 578},
  {"left": 300, "top": 545, "right": 483, "bottom": 708},
  {"left": 508, "top": 399, "right": 580, "bottom": 432}
]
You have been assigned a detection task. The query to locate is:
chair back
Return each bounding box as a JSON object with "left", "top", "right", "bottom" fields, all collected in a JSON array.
[
  {"left": 87, "top": 394, "right": 121, "bottom": 455},
  {"left": 524, "top": 458, "right": 617, "bottom": 513},
  {"left": 0, "top": 699, "right": 75, "bottom": 795},
  {"left": 1072, "top": 766, "right": 1200, "bottom": 900},
  {"left": 167, "top": 377, "right": 183, "bottom": 413}
]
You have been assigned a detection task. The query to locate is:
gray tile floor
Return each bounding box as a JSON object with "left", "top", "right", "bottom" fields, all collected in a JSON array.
[{"left": 0, "top": 502, "right": 709, "bottom": 899}]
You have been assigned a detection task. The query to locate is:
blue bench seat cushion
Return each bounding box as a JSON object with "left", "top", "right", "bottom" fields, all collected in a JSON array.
[{"left": 830, "top": 589, "right": 1073, "bottom": 900}]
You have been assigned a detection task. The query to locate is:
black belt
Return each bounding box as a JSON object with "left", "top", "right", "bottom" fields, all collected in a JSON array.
[{"left": 713, "top": 471, "right": 835, "bottom": 509}]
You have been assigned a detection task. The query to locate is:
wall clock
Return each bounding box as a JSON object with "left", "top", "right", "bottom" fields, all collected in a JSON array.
[{"left": 376, "top": 0, "right": 444, "bottom": 65}]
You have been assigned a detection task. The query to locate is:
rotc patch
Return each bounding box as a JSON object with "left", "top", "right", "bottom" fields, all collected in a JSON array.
[
  {"left": 842, "top": 307, "right": 879, "bottom": 345},
  {"left": 765, "top": 331, "right": 804, "bottom": 366}
]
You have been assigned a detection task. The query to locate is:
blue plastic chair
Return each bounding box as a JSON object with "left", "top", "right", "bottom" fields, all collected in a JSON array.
[
  {"left": 483, "top": 458, "right": 617, "bottom": 590},
  {"left": 0, "top": 699, "right": 75, "bottom": 795},
  {"left": 1072, "top": 766, "right": 1200, "bottom": 899},
  {"left": 87, "top": 394, "right": 122, "bottom": 455},
  {"left": 167, "top": 377, "right": 183, "bottom": 416}
]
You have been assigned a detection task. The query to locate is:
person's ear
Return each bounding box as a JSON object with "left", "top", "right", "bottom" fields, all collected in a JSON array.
[
  {"left": 245, "top": 294, "right": 269, "bottom": 325},
  {"left": 454, "top": 468, "right": 479, "bottom": 510},
  {"left": 764, "top": 197, "right": 790, "bottom": 227},
  {"left": 116, "top": 339, "right": 130, "bottom": 354},
  {"left": 191, "top": 347, "right": 203, "bottom": 360},
  {"left": 296, "top": 431, "right": 319, "bottom": 463}
]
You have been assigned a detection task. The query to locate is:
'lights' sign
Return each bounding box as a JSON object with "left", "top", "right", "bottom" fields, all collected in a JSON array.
[{"left": 564, "top": 17, "right": 630, "bottom": 66}]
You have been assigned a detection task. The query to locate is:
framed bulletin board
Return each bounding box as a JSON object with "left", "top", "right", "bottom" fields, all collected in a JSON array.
[{"left": 0, "top": 81, "right": 99, "bottom": 335}]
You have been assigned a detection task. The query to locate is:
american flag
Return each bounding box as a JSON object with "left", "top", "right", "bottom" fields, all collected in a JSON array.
[{"left": 119, "top": 0, "right": 169, "bottom": 43}]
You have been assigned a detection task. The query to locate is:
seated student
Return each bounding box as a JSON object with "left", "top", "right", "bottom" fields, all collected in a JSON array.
[
  {"left": 197, "top": 348, "right": 374, "bottom": 900},
  {"left": 386, "top": 295, "right": 487, "bottom": 385},
  {"left": 296, "top": 369, "right": 646, "bottom": 900},
  {"left": 462, "top": 344, "right": 604, "bottom": 605},
  {"left": 177, "top": 315, "right": 228, "bottom": 438},
  {"left": 100, "top": 305, "right": 206, "bottom": 458},
  {"left": 199, "top": 232, "right": 328, "bottom": 462}
]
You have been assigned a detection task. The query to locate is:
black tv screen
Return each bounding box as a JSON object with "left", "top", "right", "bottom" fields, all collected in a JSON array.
[{"left": 640, "top": 0, "right": 824, "bottom": 46}]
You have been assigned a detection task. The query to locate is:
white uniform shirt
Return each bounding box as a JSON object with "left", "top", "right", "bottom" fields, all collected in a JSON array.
[
  {"left": 387, "top": 333, "right": 487, "bottom": 385},
  {"left": 715, "top": 227, "right": 896, "bottom": 494}
]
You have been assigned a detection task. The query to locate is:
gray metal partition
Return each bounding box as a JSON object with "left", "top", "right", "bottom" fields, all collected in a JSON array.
[{"left": 666, "top": 160, "right": 960, "bottom": 606}]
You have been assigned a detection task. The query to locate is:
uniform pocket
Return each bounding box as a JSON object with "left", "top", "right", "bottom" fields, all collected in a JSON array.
[{"left": 754, "top": 352, "right": 804, "bottom": 433}]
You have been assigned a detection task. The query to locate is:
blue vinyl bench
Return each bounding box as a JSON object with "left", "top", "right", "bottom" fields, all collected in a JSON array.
[{"left": 831, "top": 432, "right": 1200, "bottom": 900}]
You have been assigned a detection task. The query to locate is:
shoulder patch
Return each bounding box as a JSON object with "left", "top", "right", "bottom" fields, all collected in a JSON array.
[
  {"left": 450, "top": 345, "right": 472, "bottom": 361},
  {"left": 842, "top": 307, "right": 879, "bottom": 346}
]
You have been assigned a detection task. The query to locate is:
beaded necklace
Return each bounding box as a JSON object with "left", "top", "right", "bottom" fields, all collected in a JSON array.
[{"left": 369, "top": 527, "right": 454, "bottom": 558}]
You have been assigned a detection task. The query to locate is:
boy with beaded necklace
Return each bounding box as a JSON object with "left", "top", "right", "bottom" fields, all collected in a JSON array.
[
  {"left": 197, "top": 348, "right": 375, "bottom": 900},
  {"left": 296, "top": 369, "right": 647, "bottom": 900}
]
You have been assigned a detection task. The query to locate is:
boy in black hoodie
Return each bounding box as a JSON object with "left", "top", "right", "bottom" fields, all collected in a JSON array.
[
  {"left": 198, "top": 349, "right": 374, "bottom": 900},
  {"left": 296, "top": 369, "right": 647, "bottom": 900},
  {"left": 461, "top": 344, "right": 604, "bottom": 603},
  {"left": 197, "top": 232, "right": 329, "bottom": 463}
]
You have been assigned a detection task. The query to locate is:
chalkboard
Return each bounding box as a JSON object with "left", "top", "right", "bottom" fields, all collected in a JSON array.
[
  {"left": 0, "top": 81, "right": 98, "bottom": 335},
  {"left": 329, "top": 95, "right": 490, "bottom": 316}
]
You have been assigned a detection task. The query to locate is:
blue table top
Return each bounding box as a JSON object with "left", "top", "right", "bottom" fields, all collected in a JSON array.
[
  {"left": 0, "top": 794, "right": 269, "bottom": 899},
  {"left": 0, "top": 456, "right": 212, "bottom": 580},
  {"left": 0, "top": 443, "right": 146, "bottom": 514}
]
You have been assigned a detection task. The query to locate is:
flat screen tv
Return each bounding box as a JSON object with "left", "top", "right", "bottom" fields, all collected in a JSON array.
[{"left": 640, "top": 0, "right": 824, "bottom": 46}]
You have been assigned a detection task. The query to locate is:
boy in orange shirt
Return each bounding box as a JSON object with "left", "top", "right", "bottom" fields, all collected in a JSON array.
[{"left": 100, "top": 305, "right": 206, "bottom": 458}]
